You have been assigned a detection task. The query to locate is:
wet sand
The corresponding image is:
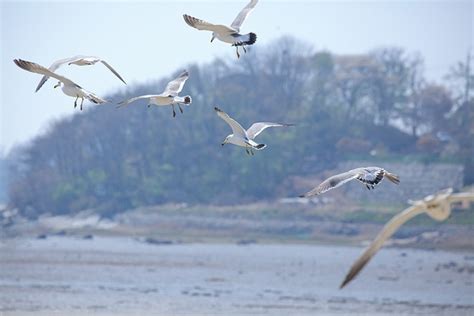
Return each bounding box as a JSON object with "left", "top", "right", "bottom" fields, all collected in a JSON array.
[{"left": 1, "top": 237, "right": 473, "bottom": 315}]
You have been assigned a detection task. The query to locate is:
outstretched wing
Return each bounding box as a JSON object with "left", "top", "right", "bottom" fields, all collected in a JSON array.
[
  {"left": 162, "top": 71, "right": 189, "bottom": 96},
  {"left": 183, "top": 14, "right": 236, "bottom": 34},
  {"left": 299, "top": 170, "right": 362, "bottom": 198},
  {"left": 231, "top": 0, "right": 258, "bottom": 32},
  {"left": 35, "top": 56, "right": 126, "bottom": 92},
  {"left": 35, "top": 55, "right": 86, "bottom": 92},
  {"left": 246, "top": 122, "right": 292, "bottom": 139},
  {"left": 214, "top": 107, "right": 246, "bottom": 137},
  {"left": 100, "top": 60, "right": 127, "bottom": 85},
  {"left": 14, "top": 59, "right": 77, "bottom": 87},
  {"left": 117, "top": 95, "right": 160, "bottom": 107},
  {"left": 340, "top": 205, "right": 426, "bottom": 288}
]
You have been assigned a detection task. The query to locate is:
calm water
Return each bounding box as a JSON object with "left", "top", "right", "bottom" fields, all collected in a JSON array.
[{"left": 1, "top": 237, "right": 473, "bottom": 315}]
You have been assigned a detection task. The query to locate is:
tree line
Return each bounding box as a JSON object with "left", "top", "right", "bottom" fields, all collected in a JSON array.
[{"left": 6, "top": 37, "right": 473, "bottom": 218}]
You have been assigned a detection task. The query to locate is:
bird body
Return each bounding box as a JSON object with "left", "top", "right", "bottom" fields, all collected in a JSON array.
[
  {"left": 35, "top": 55, "right": 126, "bottom": 92},
  {"left": 300, "top": 167, "right": 400, "bottom": 197},
  {"left": 118, "top": 71, "right": 192, "bottom": 117},
  {"left": 14, "top": 59, "right": 107, "bottom": 110},
  {"left": 340, "top": 189, "right": 474, "bottom": 289},
  {"left": 183, "top": 0, "right": 258, "bottom": 58},
  {"left": 214, "top": 107, "right": 290, "bottom": 155}
]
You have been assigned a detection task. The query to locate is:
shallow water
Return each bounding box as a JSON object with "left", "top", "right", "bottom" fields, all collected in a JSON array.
[{"left": 1, "top": 237, "right": 473, "bottom": 315}]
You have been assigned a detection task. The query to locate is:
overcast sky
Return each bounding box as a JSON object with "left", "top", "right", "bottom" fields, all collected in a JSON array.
[{"left": 1, "top": 0, "right": 472, "bottom": 153}]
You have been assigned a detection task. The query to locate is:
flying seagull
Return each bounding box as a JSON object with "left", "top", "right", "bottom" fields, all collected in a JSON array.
[
  {"left": 183, "top": 0, "right": 258, "bottom": 58},
  {"left": 14, "top": 59, "right": 107, "bottom": 110},
  {"left": 214, "top": 106, "right": 292, "bottom": 155},
  {"left": 35, "top": 55, "right": 126, "bottom": 92},
  {"left": 299, "top": 167, "right": 400, "bottom": 197},
  {"left": 118, "top": 70, "right": 192, "bottom": 117},
  {"left": 340, "top": 189, "right": 474, "bottom": 288}
]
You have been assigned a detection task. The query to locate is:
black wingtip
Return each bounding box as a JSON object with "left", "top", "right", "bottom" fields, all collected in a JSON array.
[
  {"left": 298, "top": 194, "right": 306, "bottom": 198},
  {"left": 340, "top": 279, "right": 349, "bottom": 289},
  {"left": 214, "top": 106, "right": 221, "bottom": 112}
]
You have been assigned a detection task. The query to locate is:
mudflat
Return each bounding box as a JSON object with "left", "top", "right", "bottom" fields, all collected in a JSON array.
[{"left": 1, "top": 236, "right": 473, "bottom": 315}]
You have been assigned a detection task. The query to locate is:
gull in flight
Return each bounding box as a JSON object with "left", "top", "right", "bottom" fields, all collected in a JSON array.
[
  {"left": 214, "top": 107, "right": 292, "bottom": 155},
  {"left": 14, "top": 59, "right": 107, "bottom": 110},
  {"left": 299, "top": 167, "right": 400, "bottom": 197},
  {"left": 35, "top": 55, "right": 126, "bottom": 92},
  {"left": 183, "top": 0, "right": 258, "bottom": 58},
  {"left": 340, "top": 188, "right": 474, "bottom": 288},
  {"left": 118, "top": 71, "right": 192, "bottom": 117}
]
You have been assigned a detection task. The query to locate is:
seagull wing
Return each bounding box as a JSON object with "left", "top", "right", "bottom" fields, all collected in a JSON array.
[
  {"left": 35, "top": 56, "right": 85, "bottom": 92},
  {"left": 340, "top": 205, "right": 426, "bottom": 288},
  {"left": 14, "top": 59, "right": 77, "bottom": 87},
  {"left": 230, "top": 0, "right": 258, "bottom": 32},
  {"left": 246, "top": 122, "right": 293, "bottom": 139},
  {"left": 162, "top": 70, "right": 189, "bottom": 96},
  {"left": 117, "top": 95, "right": 160, "bottom": 107},
  {"left": 299, "top": 170, "right": 362, "bottom": 198},
  {"left": 214, "top": 107, "right": 247, "bottom": 137},
  {"left": 183, "top": 14, "right": 236, "bottom": 34},
  {"left": 100, "top": 60, "right": 127, "bottom": 85}
]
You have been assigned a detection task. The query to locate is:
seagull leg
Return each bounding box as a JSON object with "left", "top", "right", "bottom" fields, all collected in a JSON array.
[
  {"left": 80, "top": 98, "right": 84, "bottom": 111},
  {"left": 243, "top": 46, "right": 247, "bottom": 54},
  {"left": 74, "top": 96, "right": 78, "bottom": 109},
  {"left": 366, "top": 184, "right": 371, "bottom": 190},
  {"left": 246, "top": 148, "right": 250, "bottom": 155},
  {"left": 251, "top": 148, "right": 254, "bottom": 155},
  {"left": 147, "top": 103, "right": 151, "bottom": 108},
  {"left": 178, "top": 104, "right": 184, "bottom": 114},
  {"left": 236, "top": 46, "right": 240, "bottom": 58},
  {"left": 172, "top": 105, "right": 176, "bottom": 118}
]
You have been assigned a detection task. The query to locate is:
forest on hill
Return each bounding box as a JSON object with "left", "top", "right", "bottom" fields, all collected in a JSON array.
[{"left": 6, "top": 37, "right": 473, "bottom": 218}]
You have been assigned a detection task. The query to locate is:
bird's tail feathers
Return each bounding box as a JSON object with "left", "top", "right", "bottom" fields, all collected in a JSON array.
[
  {"left": 87, "top": 93, "right": 107, "bottom": 104},
  {"left": 234, "top": 33, "right": 257, "bottom": 46},
  {"left": 244, "top": 32, "right": 257, "bottom": 46},
  {"left": 184, "top": 95, "right": 192, "bottom": 105},
  {"left": 384, "top": 171, "right": 400, "bottom": 184},
  {"left": 254, "top": 143, "right": 266, "bottom": 150}
]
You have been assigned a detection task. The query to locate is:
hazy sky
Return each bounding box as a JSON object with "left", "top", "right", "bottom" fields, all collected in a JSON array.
[{"left": 1, "top": 0, "right": 472, "bottom": 153}]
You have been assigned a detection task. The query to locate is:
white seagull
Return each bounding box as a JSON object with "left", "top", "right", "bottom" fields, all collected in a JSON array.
[
  {"left": 35, "top": 55, "right": 126, "bottom": 92},
  {"left": 118, "top": 70, "right": 192, "bottom": 117},
  {"left": 14, "top": 59, "right": 107, "bottom": 110},
  {"left": 300, "top": 167, "right": 400, "bottom": 197},
  {"left": 340, "top": 189, "right": 474, "bottom": 288},
  {"left": 214, "top": 107, "right": 292, "bottom": 155},
  {"left": 183, "top": 0, "right": 258, "bottom": 58}
]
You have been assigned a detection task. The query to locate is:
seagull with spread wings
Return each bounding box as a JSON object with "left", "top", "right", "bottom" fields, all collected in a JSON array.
[
  {"left": 299, "top": 167, "right": 400, "bottom": 197},
  {"left": 183, "top": 0, "right": 258, "bottom": 58},
  {"left": 214, "top": 107, "right": 292, "bottom": 155},
  {"left": 340, "top": 189, "right": 474, "bottom": 288},
  {"left": 14, "top": 59, "right": 107, "bottom": 110},
  {"left": 35, "top": 55, "right": 126, "bottom": 92},
  {"left": 118, "top": 71, "right": 192, "bottom": 117}
]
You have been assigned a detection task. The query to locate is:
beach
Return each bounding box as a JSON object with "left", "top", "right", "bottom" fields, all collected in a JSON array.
[{"left": 1, "top": 236, "right": 473, "bottom": 315}]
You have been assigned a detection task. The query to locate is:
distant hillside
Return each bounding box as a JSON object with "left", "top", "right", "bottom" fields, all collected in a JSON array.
[
  {"left": 7, "top": 37, "right": 473, "bottom": 218},
  {"left": 0, "top": 158, "right": 7, "bottom": 204}
]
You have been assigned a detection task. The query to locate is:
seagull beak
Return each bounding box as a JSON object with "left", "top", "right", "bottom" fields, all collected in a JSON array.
[{"left": 221, "top": 142, "right": 225, "bottom": 146}]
